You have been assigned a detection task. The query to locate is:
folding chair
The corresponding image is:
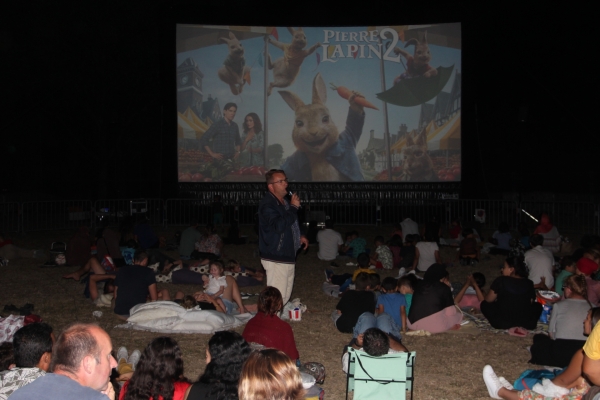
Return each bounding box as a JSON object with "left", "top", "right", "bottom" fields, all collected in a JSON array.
[{"left": 346, "top": 347, "right": 416, "bottom": 400}]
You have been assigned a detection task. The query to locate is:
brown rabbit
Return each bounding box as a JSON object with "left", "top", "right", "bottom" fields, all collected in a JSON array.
[
  {"left": 218, "top": 32, "right": 251, "bottom": 95},
  {"left": 393, "top": 30, "right": 438, "bottom": 83},
  {"left": 400, "top": 128, "right": 437, "bottom": 181},
  {"left": 267, "top": 27, "right": 321, "bottom": 96},
  {"left": 279, "top": 73, "right": 366, "bottom": 182}
]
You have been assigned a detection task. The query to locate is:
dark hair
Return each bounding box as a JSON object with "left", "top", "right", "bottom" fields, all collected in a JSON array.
[
  {"left": 126, "top": 239, "right": 139, "bottom": 249},
  {"left": 530, "top": 234, "right": 544, "bottom": 248},
  {"left": 199, "top": 331, "right": 251, "bottom": 400},
  {"left": 389, "top": 234, "right": 403, "bottom": 247},
  {"left": 355, "top": 272, "right": 370, "bottom": 291},
  {"left": 134, "top": 250, "right": 148, "bottom": 263},
  {"left": 405, "top": 234, "right": 418, "bottom": 244},
  {"left": 242, "top": 112, "right": 263, "bottom": 133},
  {"left": 498, "top": 222, "right": 510, "bottom": 233},
  {"left": 505, "top": 256, "right": 528, "bottom": 278},
  {"left": 357, "top": 252, "right": 370, "bottom": 268},
  {"left": 258, "top": 286, "right": 283, "bottom": 315},
  {"left": 462, "top": 228, "right": 473, "bottom": 237},
  {"left": 0, "top": 342, "right": 14, "bottom": 371},
  {"left": 50, "top": 323, "right": 101, "bottom": 374},
  {"left": 374, "top": 235, "right": 385, "bottom": 244},
  {"left": 591, "top": 307, "right": 600, "bottom": 328},
  {"left": 398, "top": 276, "right": 415, "bottom": 290},
  {"left": 472, "top": 272, "right": 486, "bottom": 289},
  {"left": 123, "top": 337, "right": 187, "bottom": 400},
  {"left": 560, "top": 256, "right": 576, "bottom": 270},
  {"left": 362, "top": 328, "right": 389, "bottom": 357},
  {"left": 381, "top": 277, "right": 398, "bottom": 292},
  {"left": 265, "top": 169, "right": 285, "bottom": 184},
  {"left": 325, "top": 219, "right": 334, "bottom": 229},
  {"left": 223, "top": 102, "right": 237, "bottom": 111},
  {"left": 12, "top": 322, "right": 53, "bottom": 368},
  {"left": 368, "top": 274, "right": 381, "bottom": 289}
]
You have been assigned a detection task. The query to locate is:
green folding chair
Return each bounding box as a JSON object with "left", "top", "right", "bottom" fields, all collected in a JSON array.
[{"left": 346, "top": 347, "right": 416, "bottom": 400}]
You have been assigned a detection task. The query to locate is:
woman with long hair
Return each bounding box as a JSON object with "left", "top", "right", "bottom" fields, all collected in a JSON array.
[
  {"left": 529, "top": 274, "right": 592, "bottom": 367},
  {"left": 242, "top": 287, "right": 300, "bottom": 362},
  {"left": 240, "top": 113, "right": 264, "bottom": 167},
  {"left": 120, "top": 337, "right": 190, "bottom": 400},
  {"left": 185, "top": 331, "right": 251, "bottom": 400},
  {"left": 238, "top": 349, "right": 304, "bottom": 400},
  {"left": 480, "top": 256, "right": 542, "bottom": 330}
]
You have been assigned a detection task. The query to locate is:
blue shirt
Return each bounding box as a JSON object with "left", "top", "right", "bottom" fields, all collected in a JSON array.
[{"left": 376, "top": 292, "right": 407, "bottom": 329}]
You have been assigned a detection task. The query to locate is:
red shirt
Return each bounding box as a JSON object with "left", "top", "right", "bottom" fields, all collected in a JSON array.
[
  {"left": 119, "top": 380, "right": 190, "bottom": 400},
  {"left": 242, "top": 312, "right": 300, "bottom": 360}
]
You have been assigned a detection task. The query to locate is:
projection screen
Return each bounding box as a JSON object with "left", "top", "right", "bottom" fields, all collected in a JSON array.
[{"left": 177, "top": 23, "right": 461, "bottom": 183}]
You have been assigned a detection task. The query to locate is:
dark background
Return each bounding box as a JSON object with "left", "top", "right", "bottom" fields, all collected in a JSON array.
[{"left": 1, "top": 1, "right": 596, "bottom": 200}]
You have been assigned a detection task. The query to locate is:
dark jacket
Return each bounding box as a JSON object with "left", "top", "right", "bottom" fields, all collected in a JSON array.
[{"left": 258, "top": 192, "right": 300, "bottom": 264}]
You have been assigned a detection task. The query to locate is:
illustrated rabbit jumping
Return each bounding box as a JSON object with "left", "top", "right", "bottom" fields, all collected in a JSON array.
[
  {"left": 218, "top": 32, "right": 251, "bottom": 95},
  {"left": 267, "top": 27, "right": 321, "bottom": 96},
  {"left": 279, "top": 73, "right": 366, "bottom": 182},
  {"left": 393, "top": 30, "right": 438, "bottom": 84},
  {"left": 400, "top": 127, "right": 438, "bottom": 182}
]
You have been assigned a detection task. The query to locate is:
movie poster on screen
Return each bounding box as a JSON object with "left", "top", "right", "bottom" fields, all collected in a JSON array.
[{"left": 176, "top": 23, "right": 461, "bottom": 183}]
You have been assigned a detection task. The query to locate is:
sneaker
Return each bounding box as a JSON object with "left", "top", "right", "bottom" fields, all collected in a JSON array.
[
  {"left": 116, "top": 347, "right": 128, "bottom": 364},
  {"left": 397, "top": 267, "right": 406, "bottom": 278},
  {"left": 498, "top": 377, "right": 514, "bottom": 391},
  {"left": 346, "top": 262, "right": 356, "bottom": 267},
  {"left": 128, "top": 350, "right": 141, "bottom": 371},
  {"left": 482, "top": 365, "right": 503, "bottom": 399}
]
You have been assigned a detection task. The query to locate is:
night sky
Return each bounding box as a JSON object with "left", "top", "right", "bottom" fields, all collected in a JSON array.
[{"left": 1, "top": 1, "right": 597, "bottom": 200}]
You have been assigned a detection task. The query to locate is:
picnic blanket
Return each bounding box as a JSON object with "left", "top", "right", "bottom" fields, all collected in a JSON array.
[
  {"left": 461, "top": 309, "right": 548, "bottom": 335},
  {"left": 115, "top": 301, "right": 252, "bottom": 334}
]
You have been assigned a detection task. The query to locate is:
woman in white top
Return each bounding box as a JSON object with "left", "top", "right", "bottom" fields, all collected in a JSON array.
[{"left": 413, "top": 234, "right": 441, "bottom": 272}]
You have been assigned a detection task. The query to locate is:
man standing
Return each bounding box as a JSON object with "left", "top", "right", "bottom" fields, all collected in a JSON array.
[
  {"left": 200, "top": 102, "right": 241, "bottom": 161},
  {"left": 317, "top": 219, "right": 343, "bottom": 262},
  {"left": 10, "top": 323, "right": 117, "bottom": 400},
  {"left": 400, "top": 217, "right": 419, "bottom": 243},
  {"left": 258, "top": 169, "right": 308, "bottom": 305}
]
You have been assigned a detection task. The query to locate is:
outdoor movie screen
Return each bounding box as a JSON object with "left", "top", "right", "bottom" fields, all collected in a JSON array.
[{"left": 176, "top": 23, "right": 461, "bottom": 183}]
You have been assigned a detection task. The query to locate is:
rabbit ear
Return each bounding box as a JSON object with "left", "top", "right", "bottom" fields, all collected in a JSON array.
[
  {"left": 287, "top": 27, "right": 296, "bottom": 35},
  {"left": 279, "top": 90, "right": 305, "bottom": 111},
  {"left": 297, "top": 27, "right": 304, "bottom": 32},
  {"left": 228, "top": 32, "right": 237, "bottom": 40},
  {"left": 421, "top": 31, "right": 428, "bottom": 44},
  {"left": 220, "top": 36, "right": 231, "bottom": 44},
  {"left": 312, "top": 73, "right": 327, "bottom": 105},
  {"left": 415, "top": 127, "right": 428, "bottom": 146}
]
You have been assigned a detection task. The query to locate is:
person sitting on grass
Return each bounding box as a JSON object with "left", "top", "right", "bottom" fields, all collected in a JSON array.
[
  {"left": 201, "top": 261, "right": 228, "bottom": 314},
  {"left": 458, "top": 228, "right": 480, "bottom": 265},
  {"left": 341, "top": 327, "right": 408, "bottom": 373},
  {"left": 398, "top": 275, "right": 417, "bottom": 314},
  {"left": 377, "top": 277, "right": 408, "bottom": 334},
  {"left": 332, "top": 272, "right": 377, "bottom": 335},
  {"left": 370, "top": 236, "right": 394, "bottom": 270},
  {"left": 326, "top": 253, "right": 376, "bottom": 293},
  {"left": 555, "top": 256, "right": 576, "bottom": 297},
  {"left": 454, "top": 273, "right": 486, "bottom": 311},
  {"left": 341, "top": 231, "right": 367, "bottom": 259},
  {"left": 0, "top": 323, "right": 53, "bottom": 399},
  {"left": 482, "top": 307, "right": 600, "bottom": 399}
]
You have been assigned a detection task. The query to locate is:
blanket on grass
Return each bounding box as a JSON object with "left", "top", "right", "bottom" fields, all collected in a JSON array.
[{"left": 461, "top": 309, "right": 548, "bottom": 335}]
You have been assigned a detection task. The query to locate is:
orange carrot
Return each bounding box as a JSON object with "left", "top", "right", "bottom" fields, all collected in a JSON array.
[{"left": 329, "top": 83, "right": 379, "bottom": 110}]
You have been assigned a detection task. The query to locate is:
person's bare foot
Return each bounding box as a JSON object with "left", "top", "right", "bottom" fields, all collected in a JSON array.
[{"left": 62, "top": 272, "right": 80, "bottom": 280}]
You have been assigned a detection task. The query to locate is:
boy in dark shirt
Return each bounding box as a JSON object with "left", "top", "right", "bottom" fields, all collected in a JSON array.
[
  {"left": 332, "top": 272, "right": 376, "bottom": 335},
  {"left": 113, "top": 250, "right": 157, "bottom": 319}
]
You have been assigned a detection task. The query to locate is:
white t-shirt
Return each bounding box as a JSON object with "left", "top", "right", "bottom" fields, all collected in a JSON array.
[
  {"left": 415, "top": 242, "right": 439, "bottom": 272},
  {"left": 205, "top": 275, "right": 227, "bottom": 296},
  {"left": 400, "top": 218, "right": 419, "bottom": 242},
  {"left": 317, "top": 229, "right": 344, "bottom": 261},
  {"left": 524, "top": 246, "right": 555, "bottom": 288}
]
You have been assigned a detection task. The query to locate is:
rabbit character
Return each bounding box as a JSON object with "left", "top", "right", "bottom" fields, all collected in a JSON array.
[
  {"left": 218, "top": 32, "right": 251, "bottom": 95},
  {"left": 279, "top": 73, "right": 366, "bottom": 182},
  {"left": 400, "top": 127, "right": 437, "bottom": 182},
  {"left": 267, "top": 27, "right": 321, "bottom": 96},
  {"left": 393, "top": 30, "right": 438, "bottom": 84}
]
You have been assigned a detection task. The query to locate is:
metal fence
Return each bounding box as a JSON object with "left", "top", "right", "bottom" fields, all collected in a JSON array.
[{"left": 3, "top": 196, "right": 600, "bottom": 236}]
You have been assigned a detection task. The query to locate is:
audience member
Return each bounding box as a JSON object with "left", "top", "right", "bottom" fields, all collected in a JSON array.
[
  {"left": 400, "top": 217, "right": 419, "bottom": 243},
  {"left": 0, "top": 323, "right": 53, "bottom": 399},
  {"left": 317, "top": 220, "right": 344, "bottom": 262},
  {"left": 242, "top": 287, "right": 300, "bottom": 362},
  {"left": 192, "top": 224, "right": 223, "bottom": 262},
  {"left": 533, "top": 213, "right": 561, "bottom": 253},
  {"left": 398, "top": 276, "right": 416, "bottom": 314},
  {"left": 524, "top": 234, "right": 555, "bottom": 289},
  {"left": 332, "top": 272, "right": 377, "bottom": 335},
  {"left": 576, "top": 256, "right": 600, "bottom": 306},
  {"left": 326, "top": 253, "right": 375, "bottom": 293},
  {"left": 201, "top": 261, "right": 228, "bottom": 313},
  {"left": 555, "top": 256, "right": 576, "bottom": 297},
  {"left": 480, "top": 256, "right": 542, "bottom": 330},
  {"left": 458, "top": 228, "right": 480, "bottom": 264},
  {"left": 376, "top": 277, "right": 407, "bottom": 334},
  {"left": 489, "top": 222, "right": 512, "bottom": 256},
  {"left": 113, "top": 250, "right": 159, "bottom": 319},
  {"left": 9, "top": 323, "right": 117, "bottom": 400},
  {"left": 370, "top": 236, "right": 393, "bottom": 270},
  {"left": 454, "top": 273, "right": 486, "bottom": 310},
  {"left": 341, "top": 231, "right": 367, "bottom": 259},
  {"left": 119, "top": 337, "right": 190, "bottom": 400},
  {"left": 397, "top": 234, "right": 417, "bottom": 276},
  {"left": 342, "top": 328, "right": 408, "bottom": 373},
  {"left": 413, "top": 233, "right": 441, "bottom": 272},
  {"left": 180, "top": 221, "right": 202, "bottom": 260},
  {"left": 133, "top": 214, "right": 159, "bottom": 250},
  {"left": 238, "top": 349, "right": 304, "bottom": 400},
  {"left": 185, "top": 331, "right": 251, "bottom": 400}
]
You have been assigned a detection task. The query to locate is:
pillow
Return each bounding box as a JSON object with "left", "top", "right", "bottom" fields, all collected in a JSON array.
[
  {"left": 128, "top": 301, "right": 185, "bottom": 322},
  {"left": 131, "top": 316, "right": 180, "bottom": 329}
]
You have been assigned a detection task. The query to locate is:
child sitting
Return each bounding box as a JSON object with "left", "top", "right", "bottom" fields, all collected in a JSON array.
[
  {"left": 397, "top": 234, "right": 417, "bottom": 276},
  {"left": 341, "top": 231, "right": 367, "bottom": 259},
  {"left": 202, "top": 261, "right": 228, "bottom": 313},
  {"left": 377, "top": 277, "right": 408, "bottom": 334},
  {"left": 398, "top": 275, "right": 416, "bottom": 314},
  {"left": 555, "top": 256, "right": 576, "bottom": 297},
  {"left": 454, "top": 273, "right": 486, "bottom": 311},
  {"left": 326, "top": 253, "right": 376, "bottom": 293},
  {"left": 332, "top": 272, "right": 376, "bottom": 335},
  {"left": 370, "top": 236, "right": 394, "bottom": 270},
  {"left": 458, "top": 228, "right": 479, "bottom": 265}
]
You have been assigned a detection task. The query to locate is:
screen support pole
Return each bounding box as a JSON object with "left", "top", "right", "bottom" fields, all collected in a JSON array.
[
  {"left": 263, "top": 34, "right": 269, "bottom": 170},
  {"left": 378, "top": 34, "right": 392, "bottom": 182}
]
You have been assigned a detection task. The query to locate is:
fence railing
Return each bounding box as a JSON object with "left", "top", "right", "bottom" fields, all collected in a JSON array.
[{"left": 3, "top": 196, "right": 599, "bottom": 236}]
